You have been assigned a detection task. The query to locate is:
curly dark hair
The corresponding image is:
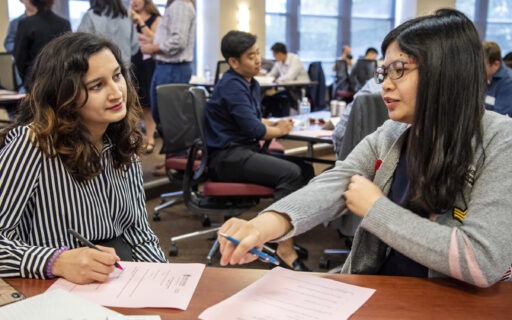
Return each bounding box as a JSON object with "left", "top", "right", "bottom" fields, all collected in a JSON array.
[{"left": 0, "top": 32, "right": 144, "bottom": 182}]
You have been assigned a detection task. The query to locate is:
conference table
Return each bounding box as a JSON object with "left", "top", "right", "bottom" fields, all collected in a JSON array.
[
  {"left": 5, "top": 266, "right": 511, "bottom": 319},
  {"left": 280, "top": 110, "right": 335, "bottom": 163},
  {"left": 0, "top": 90, "right": 24, "bottom": 125}
]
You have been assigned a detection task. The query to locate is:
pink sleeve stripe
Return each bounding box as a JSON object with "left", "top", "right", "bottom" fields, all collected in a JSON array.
[{"left": 449, "top": 229, "right": 489, "bottom": 287}]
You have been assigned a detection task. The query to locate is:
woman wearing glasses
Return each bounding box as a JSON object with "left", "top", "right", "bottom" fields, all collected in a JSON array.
[{"left": 217, "top": 8, "right": 512, "bottom": 287}]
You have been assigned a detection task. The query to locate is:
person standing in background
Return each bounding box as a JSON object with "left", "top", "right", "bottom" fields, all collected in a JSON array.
[
  {"left": 482, "top": 41, "right": 512, "bottom": 117},
  {"left": 3, "top": 0, "right": 37, "bottom": 52},
  {"left": 13, "top": 0, "right": 70, "bottom": 90},
  {"left": 78, "top": 0, "right": 139, "bottom": 65},
  {"left": 142, "top": 0, "right": 195, "bottom": 124},
  {"left": 130, "top": 0, "right": 161, "bottom": 154}
]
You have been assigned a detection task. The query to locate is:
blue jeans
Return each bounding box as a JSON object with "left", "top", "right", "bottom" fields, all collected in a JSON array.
[{"left": 150, "top": 62, "right": 192, "bottom": 123}]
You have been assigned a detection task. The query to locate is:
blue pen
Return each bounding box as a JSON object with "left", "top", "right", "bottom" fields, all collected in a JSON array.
[{"left": 218, "top": 232, "right": 280, "bottom": 265}]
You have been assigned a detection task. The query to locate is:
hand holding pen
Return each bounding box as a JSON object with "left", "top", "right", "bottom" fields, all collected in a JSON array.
[
  {"left": 218, "top": 232, "right": 279, "bottom": 266},
  {"left": 68, "top": 229, "right": 124, "bottom": 270},
  {"left": 48, "top": 229, "right": 124, "bottom": 284}
]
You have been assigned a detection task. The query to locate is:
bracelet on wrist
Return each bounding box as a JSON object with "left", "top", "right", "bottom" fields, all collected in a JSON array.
[
  {"left": 45, "top": 246, "right": 69, "bottom": 279},
  {"left": 139, "top": 24, "right": 147, "bottom": 29}
]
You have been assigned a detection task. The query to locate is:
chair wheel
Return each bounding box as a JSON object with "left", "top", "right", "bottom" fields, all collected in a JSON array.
[
  {"left": 202, "top": 217, "right": 211, "bottom": 227},
  {"left": 319, "top": 254, "right": 330, "bottom": 269},
  {"left": 169, "top": 244, "right": 178, "bottom": 256},
  {"left": 152, "top": 214, "right": 161, "bottom": 221}
]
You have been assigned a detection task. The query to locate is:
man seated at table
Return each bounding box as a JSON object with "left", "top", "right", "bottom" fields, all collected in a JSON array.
[
  {"left": 482, "top": 41, "right": 512, "bottom": 117},
  {"left": 204, "top": 30, "right": 314, "bottom": 271},
  {"left": 262, "top": 42, "right": 310, "bottom": 117}
]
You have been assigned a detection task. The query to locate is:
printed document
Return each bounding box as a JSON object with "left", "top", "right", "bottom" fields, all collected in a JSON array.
[
  {"left": 199, "top": 267, "right": 375, "bottom": 320},
  {"left": 0, "top": 289, "right": 121, "bottom": 319},
  {"left": 47, "top": 262, "right": 205, "bottom": 309}
]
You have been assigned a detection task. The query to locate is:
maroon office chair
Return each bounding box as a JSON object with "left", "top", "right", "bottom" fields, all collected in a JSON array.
[{"left": 168, "top": 87, "right": 276, "bottom": 258}]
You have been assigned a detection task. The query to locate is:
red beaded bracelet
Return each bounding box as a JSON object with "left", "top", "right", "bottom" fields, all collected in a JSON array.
[{"left": 45, "top": 246, "right": 69, "bottom": 278}]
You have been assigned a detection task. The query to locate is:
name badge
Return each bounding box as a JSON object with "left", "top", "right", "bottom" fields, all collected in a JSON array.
[{"left": 485, "top": 95, "right": 496, "bottom": 106}]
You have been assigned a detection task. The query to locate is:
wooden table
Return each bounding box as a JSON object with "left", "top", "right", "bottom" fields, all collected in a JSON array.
[{"left": 5, "top": 266, "right": 512, "bottom": 319}]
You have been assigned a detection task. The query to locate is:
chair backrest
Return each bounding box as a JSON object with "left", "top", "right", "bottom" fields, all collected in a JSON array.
[
  {"left": 0, "top": 53, "right": 18, "bottom": 92},
  {"left": 156, "top": 84, "right": 196, "bottom": 154},
  {"left": 333, "top": 59, "right": 354, "bottom": 98},
  {"left": 337, "top": 93, "right": 388, "bottom": 160},
  {"left": 214, "top": 60, "right": 229, "bottom": 84},
  {"left": 188, "top": 86, "right": 209, "bottom": 180},
  {"left": 307, "top": 61, "right": 326, "bottom": 111},
  {"left": 350, "top": 59, "right": 377, "bottom": 92},
  {"left": 334, "top": 59, "right": 350, "bottom": 80}
]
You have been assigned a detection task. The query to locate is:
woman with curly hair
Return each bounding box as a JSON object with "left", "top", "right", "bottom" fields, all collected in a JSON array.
[{"left": 0, "top": 32, "right": 166, "bottom": 285}]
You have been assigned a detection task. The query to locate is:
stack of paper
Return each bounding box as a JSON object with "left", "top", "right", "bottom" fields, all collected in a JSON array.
[
  {"left": 0, "top": 289, "right": 121, "bottom": 320},
  {"left": 199, "top": 267, "right": 375, "bottom": 320}
]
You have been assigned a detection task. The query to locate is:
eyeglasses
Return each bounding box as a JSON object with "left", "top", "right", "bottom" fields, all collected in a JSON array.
[{"left": 374, "top": 60, "right": 417, "bottom": 84}]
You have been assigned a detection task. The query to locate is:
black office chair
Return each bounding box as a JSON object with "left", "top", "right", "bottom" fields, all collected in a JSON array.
[
  {"left": 152, "top": 84, "right": 194, "bottom": 221},
  {"left": 0, "top": 52, "right": 18, "bottom": 92},
  {"left": 168, "top": 87, "right": 275, "bottom": 258},
  {"left": 213, "top": 60, "right": 229, "bottom": 85},
  {"left": 349, "top": 59, "right": 377, "bottom": 92},
  {"left": 332, "top": 59, "right": 355, "bottom": 103},
  {"left": 320, "top": 93, "right": 389, "bottom": 270}
]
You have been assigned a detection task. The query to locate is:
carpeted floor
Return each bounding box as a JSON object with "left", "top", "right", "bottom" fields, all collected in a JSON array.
[{"left": 140, "top": 137, "right": 350, "bottom": 272}]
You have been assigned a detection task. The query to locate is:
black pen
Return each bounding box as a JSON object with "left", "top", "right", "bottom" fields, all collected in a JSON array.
[{"left": 68, "top": 228, "right": 124, "bottom": 270}]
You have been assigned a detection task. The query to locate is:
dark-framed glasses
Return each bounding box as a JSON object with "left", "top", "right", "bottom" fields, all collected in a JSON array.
[{"left": 374, "top": 60, "right": 417, "bottom": 84}]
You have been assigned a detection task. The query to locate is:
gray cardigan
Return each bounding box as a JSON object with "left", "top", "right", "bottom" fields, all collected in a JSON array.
[
  {"left": 78, "top": 11, "right": 139, "bottom": 64},
  {"left": 266, "top": 110, "right": 512, "bottom": 287}
]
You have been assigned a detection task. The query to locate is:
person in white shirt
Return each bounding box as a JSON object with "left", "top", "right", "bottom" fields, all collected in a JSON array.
[
  {"left": 263, "top": 42, "right": 310, "bottom": 117},
  {"left": 267, "top": 42, "right": 310, "bottom": 83}
]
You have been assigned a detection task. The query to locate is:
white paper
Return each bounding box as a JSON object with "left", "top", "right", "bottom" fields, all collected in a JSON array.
[
  {"left": 0, "top": 289, "right": 121, "bottom": 320},
  {"left": 199, "top": 267, "right": 375, "bottom": 320},
  {"left": 47, "top": 262, "right": 205, "bottom": 309}
]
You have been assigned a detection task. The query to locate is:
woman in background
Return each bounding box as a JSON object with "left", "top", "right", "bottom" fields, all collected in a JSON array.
[
  {"left": 0, "top": 32, "right": 166, "bottom": 285},
  {"left": 130, "top": 0, "right": 161, "bottom": 153},
  {"left": 217, "top": 9, "right": 512, "bottom": 287},
  {"left": 78, "top": 0, "right": 139, "bottom": 65},
  {"left": 13, "top": 0, "right": 70, "bottom": 89}
]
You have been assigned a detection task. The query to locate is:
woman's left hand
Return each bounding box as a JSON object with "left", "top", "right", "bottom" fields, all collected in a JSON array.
[{"left": 344, "top": 175, "right": 384, "bottom": 217}]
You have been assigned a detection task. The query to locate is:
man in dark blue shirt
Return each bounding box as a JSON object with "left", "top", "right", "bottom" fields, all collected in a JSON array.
[
  {"left": 483, "top": 41, "right": 512, "bottom": 117},
  {"left": 205, "top": 30, "right": 313, "bottom": 271}
]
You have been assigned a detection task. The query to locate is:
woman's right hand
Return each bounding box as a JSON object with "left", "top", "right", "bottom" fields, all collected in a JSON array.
[
  {"left": 51, "top": 246, "right": 121, "bottom": 284},
  {"left": 218, "top": 218, "right": 266, "bottom": 266},
  {"left": 218, "top": 212, "right": 293, "bottom": 266}
]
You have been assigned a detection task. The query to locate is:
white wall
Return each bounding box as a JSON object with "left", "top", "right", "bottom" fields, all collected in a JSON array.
[{"left": 196, "top": 0, "right": 265, "bottom": 78}]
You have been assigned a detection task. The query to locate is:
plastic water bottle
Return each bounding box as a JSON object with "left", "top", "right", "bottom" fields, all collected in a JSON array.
[
  {"left": 204, "top": 65, "right": 211, "bottom": 83},
  {"left": 299, "top": 97, "right": 311, "bottom": 129}
]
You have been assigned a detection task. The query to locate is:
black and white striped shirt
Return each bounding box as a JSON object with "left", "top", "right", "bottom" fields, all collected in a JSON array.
[{"left": 0, "top": 126, "right": 167, "bottom": 279}]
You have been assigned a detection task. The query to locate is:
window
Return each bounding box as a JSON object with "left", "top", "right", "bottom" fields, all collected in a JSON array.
[
  {"left": 456, "top": 0, "right": 512, "bottom": 55},
  {"left": 7, "top": 0, "right": 25, "bottom": 20},
  {"left": 486, "top": 0, "right": 512, "bottom": 54},
  {"left": 351, "top": 0, "right": 394, "bottom": 59},
  {"left": 265, "top": 0, "right": 396, "bottom": 82}
]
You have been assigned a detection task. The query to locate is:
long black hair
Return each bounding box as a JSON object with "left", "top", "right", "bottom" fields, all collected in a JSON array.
[
  {"left": 381, "top": 9, "right": 485, "bottom": 213},
  {"left": 90, "top": 0, "right": 128, "bottom": 18}
]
